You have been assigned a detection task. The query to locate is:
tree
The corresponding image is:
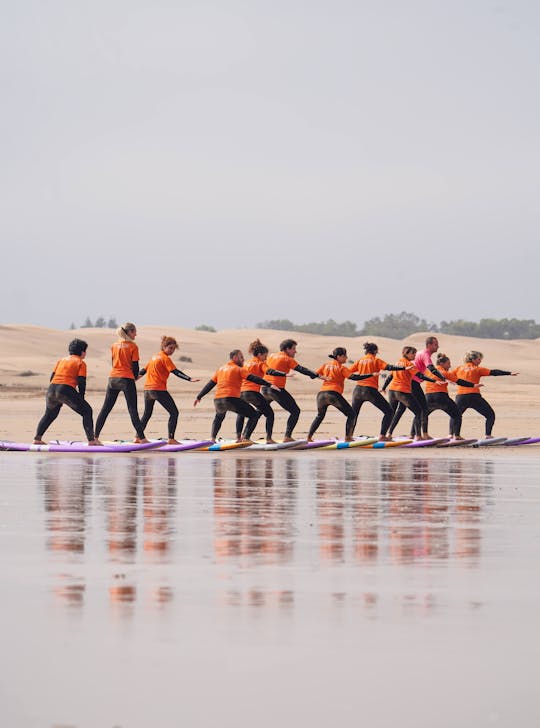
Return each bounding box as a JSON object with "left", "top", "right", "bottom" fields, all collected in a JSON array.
[
  {"left": 107, "top": 317, "right": 118, "bottom": 329},
  {"left": 81, "top": 317, "right": 93, "bottom": 328},
  {"left": 360, "top": 312, "right": 437, "bottom": 339},
  {"left": 95, "top": 316, "right": 106, "bottom": 328},
  {"left": 195, "top": 324, "right": 217, "bottom": 332}
]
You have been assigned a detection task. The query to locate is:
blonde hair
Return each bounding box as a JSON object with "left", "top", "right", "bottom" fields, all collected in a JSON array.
[
  {"left": 161, "top": 336, "right": 179, "bottom": 351},
  {"left": 464, "top": 350, "right": 483, "bottom": 363},
  {"left": 116, "top": 322, "right": 136, "bottom": 341}
]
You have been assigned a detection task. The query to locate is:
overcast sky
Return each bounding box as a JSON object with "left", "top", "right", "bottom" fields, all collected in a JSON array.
[{"left": 1, "top": 1, "right": 539, "bottom": 330}]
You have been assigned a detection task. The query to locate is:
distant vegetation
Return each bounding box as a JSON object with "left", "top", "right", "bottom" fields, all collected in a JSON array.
[
  {"left": 72, "top": 317, "right": 118, "bottom": 329},
  {"left": 195, "top": 324, "right": 217, "bottom": 332},
  {"left": 257, "top": 312, "right": 540, "bottom": 340}
]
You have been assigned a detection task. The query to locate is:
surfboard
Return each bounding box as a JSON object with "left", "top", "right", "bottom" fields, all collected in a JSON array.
[
  {"left": 0, "top": 440, "right": 163, "bottom": 453},
  {"left": 368, "top": 439, "right": 412, "bottom": 448},
  {"left": 436, "top": 438, "right": 477, "bottom": 448},
  {"left": 513, "top": 437, "right": 540, "bottom": 446},
  {"left": 151, "top": 440, "right": 214, "bottom": 452},
  {"left": 321, "top": 437, "right": 378, "bottom": 450},
  {"left": 246, "top": 439, "right": 309, "bottom": 451},
  {"left": 500, "top": 436, "right": 531, "bottom": 446},
  {"left": 469, "top": 437, "right": 507, "bottom": 447},
  {"left": 202, "top": 441, "right": 253, "bottom": 451},
  {"left": 403, "top": 437, "right": 451, "bottom": 448},
  {"left": 295, "top": 439, "right": 336, "bottom": 449}
]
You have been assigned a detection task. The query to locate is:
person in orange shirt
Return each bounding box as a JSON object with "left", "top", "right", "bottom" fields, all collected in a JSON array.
[
  {"left": 349, "top": 342, "right": 410, "bottom": 441},
  {"left": 138, "top": 336, "right": 200, "bottom": 444},
  {"left": 33, "top": 339, "right": 100, "bottom": 445},
  {"left": 425, "top": 353, "right": 476, "bottom": 439},
  {"left": 194, "top": 350, "right": 281, "bottom": 442},
  {"left": 95, "top": 322, "right": 147, "bottom": 442},
  {"left": 235, "top": 339, "right": 287, "bottom": 444},
  {"left": 385, "top": 346, "right": 437, "bottom": 440},
  {"left": 454, "top": 351, "right": 518, "bottom": 437},
  {"left": 262, "top": 338, "right": 329, "bottom": 442},
  {"left": 307, "top": 347, "right": 374, "bottom": 441}
]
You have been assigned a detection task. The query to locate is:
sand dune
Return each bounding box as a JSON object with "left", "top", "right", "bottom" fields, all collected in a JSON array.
[{"left": 0, "top": 325, "right": 536, "bottom": 443}]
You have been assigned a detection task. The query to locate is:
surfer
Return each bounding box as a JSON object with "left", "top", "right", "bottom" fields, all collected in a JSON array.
[
  {"left": 454, "top": 351, "right": 518, "bottom": 437},
  {"left": 138, "top": 336, "right": 200, "bottom": 444},
  {"left": 307, "top": 347, "right": 374, "bottom": 442},
  {"left": 349, "top": 342, "right": 411, "bottom": 441},
  {"left": 385, "top": 346, "right": 437, "bottom": 440},
  {"left": 94, "top": 323, "right": 148, "bottom": 443},
  {"left": 425, "top": 353, "right": 476, "bottom": 440},
  {"left": 33, "top": 339, "right": 101, "bottom": 445},
  {"left": 194, "top": 350, "right": 281, "bottom": 442},
  {"left": 235, "top": 339, "right": 287, "bottom": 444},
  {"left": 262, "top": 339, "right": 329, "bottom": 442}
]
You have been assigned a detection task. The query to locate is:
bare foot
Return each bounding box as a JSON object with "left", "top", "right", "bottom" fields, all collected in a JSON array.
[
  {"left": 307, "top": 437, "right": 314, "bottom": 442},
  {"left": 241, "top": 438, "right": 254, "bottom": 444},
  {"left": 235, "top": 437, "right": 243, "bottom": 443},
  {"left": 134, "top": 438, "right": 149, "bottom": 444},
  {"left": 266, "top": 438, "right": 277, "bottom": 444},
  {"left": 88, "top": 439, "right": 102, "bottom": 446},
  {"left": 451, "top": 435, "right": 464, "bottom": 441},
  {"left": 485, "top": 435, "right": 494, "bottom": 439},
  {"left": 33, "top": 439, "right": 47, "bottom": 445},
  {"left": 283, "top": 436, "right": 295, "bottom": 443},
  {"left": 345, "top": 437, "right": 354, "bottom": 442},
  {"left": 168, "top": 439, "right": 180, "bottom": 445},
  {"left": 378, "top": 435, "right": 391, "bottom": 442}
]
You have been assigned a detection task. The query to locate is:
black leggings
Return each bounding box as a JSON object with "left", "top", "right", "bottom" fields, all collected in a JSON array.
[
  {"left": 308, "top": 391, "right": 355, "bottom": 439},
  {"left": 236, "top": 391, "right": 274, "bottom": 438},
  {"left": 456, "top": 394, "right": 495, "bottom": 436},
  {"left": 212, "top": 397, "right": 259, "bottom": 439},
  {"left": 95, "top": 377, "right": 145, "bottom": 439},
  {"left": 387, "top": 390, "right": 422, "bottom": 437},
  {"left": 426, "top": 392, "right": 462, "bottom": 436},
  {"left": 351, "top": 385, "right": 393, "bottom": 436},
  {"left": 261, "top": 386, "right": 300, "bottom": 438},
  {"left": 140, "top": 390, "right": 179, "bottom": 439},
  {"left": 388, "top": 380, "right": 429, "bottom": 436},
  {"left": 35, "top": 384, "right": 95, "bottom": 440}
]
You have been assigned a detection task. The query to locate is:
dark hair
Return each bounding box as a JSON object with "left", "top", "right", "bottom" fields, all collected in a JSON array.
[
  {"left": 329, "top": 347, "right": 347, "bottom": 360},
  {"left": 363, "top": 342, "right": 378, "bottom": 355},
  {"left": 426, "top": 335, "right": 438, "bottom": 346},
  {"left": 248, "top": 338, "right": 268, "bottom": 356},
  {"left": 229, "top": 349, "right": 242, "bottom": 359},
  {"left": 68, "top": 339, "right": 88, "bottom": 356},
  {"left": 436, "top": 353, "right": 450, "bottom": 366},
  {"left": 280, "top": 339, "right": 297, "bottom": 352},
  {"left": 402, "top": 345, "right": 417, "bottom": 357},
  {"left": 161, "top": 336, "right": 179, "bottom": 351}
]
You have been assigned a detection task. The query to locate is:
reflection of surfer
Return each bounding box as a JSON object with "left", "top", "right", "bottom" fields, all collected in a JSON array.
[{"left": 34, "top": 339, "right": 100, "bottom": 446}]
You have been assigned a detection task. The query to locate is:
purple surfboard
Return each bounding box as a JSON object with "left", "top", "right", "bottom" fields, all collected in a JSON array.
[
  {"left": 404, "top": 437, "right": 451, "bottom": 448},
  {"left": 152, "top": 440, "right": 213, "bottom": 452},
  {"left": 0, "top": 440, "right": 163, "bottom": 453}
]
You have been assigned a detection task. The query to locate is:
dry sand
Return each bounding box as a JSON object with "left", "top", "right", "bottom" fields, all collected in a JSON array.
[{"left": 0, "top": 324, "right": 537, "bottom": 445}]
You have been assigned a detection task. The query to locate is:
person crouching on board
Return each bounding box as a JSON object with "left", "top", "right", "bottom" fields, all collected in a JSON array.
[
  {"left": 34, "top": 339, "right": 101, "bottom": 446},
  {"left": 261, "top": 339, "right": 330, "bottom": 443},
  {"left": 307, "top": 347, "right": 374, "bottom": 442},
  {"left": 138, "top": 336, "right": 200, "bottom": 445},
  {"left": 194, "top": 349, "right": 282, "bottom": 443},
  {"left": 453, "top": 351, "right": 518, "bottom": 438},
  {"left": 424, "top": 353, "right": 476, "bottom": 441}
]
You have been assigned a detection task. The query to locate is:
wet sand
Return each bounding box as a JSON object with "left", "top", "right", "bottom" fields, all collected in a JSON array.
[{"left": 1, "top": 450, "right": 539, "bottom": 727}]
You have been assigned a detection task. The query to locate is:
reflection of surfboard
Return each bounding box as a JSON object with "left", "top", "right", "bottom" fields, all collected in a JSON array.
[
  {"left": 469, "top": 437, "right": 507, "bottom": 447},
  {"left": 403, "top": 437, "right": 450, "bottom": 448},
  {"left": 437, "top": 438, "right": 477, "bottom": 448},
  {"left": 0, "top": 440, "right": 162, "bottom": 453}
]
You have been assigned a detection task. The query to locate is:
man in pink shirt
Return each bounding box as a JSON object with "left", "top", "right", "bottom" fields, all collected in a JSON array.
[{"left": 387, "top": 336, "right": 445, "bottom": 439}]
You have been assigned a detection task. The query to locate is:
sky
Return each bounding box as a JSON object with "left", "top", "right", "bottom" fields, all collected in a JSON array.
[{"left": 1, "top": 0, "right": 539, "bottom": 330}]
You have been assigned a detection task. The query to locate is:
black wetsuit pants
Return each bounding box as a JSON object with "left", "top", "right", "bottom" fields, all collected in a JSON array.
[
  {"left": 387, "top": 390, "right": 422, "bottom": 438},
  {"left": 35, "top": 384, "right": 95, "bottom": 440},
  {"left": 351, "top": 385, "right": 393, "bottom": 436},
  {"left": 261, "top": 386, "right": 300, "bottom": 438},
  {"left": 388, "top": 380, "right": 429, "bottom": 436},
  {"left": 308, "top": 391, "right": 355, "bottom": 439},
  {"left": 426, "top": 392, "right": 462, "bottom": 436},
  {"left": 95, "top": 377, "right": 145, "bottom": 439},
  {"left": 236, "top": 391, "right": 274, "bottom": 439},
  {"left": 140, "top": 390, "right": 179, "bottom": 439},
  {"left": 455, "top": 393, "right": 495, "bottom": 436},
  {"left": 212, "top": 397, "right": 259, "bottom": 440}
]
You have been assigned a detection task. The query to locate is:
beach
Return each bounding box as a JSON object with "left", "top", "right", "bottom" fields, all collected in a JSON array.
[{"left": 0, "top": 325, "right": 537, "bottom": 445}]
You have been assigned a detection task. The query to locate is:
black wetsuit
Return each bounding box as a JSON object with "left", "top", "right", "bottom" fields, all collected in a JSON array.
[
  {"left": 455, "top": 370, "right": 511, "bottom": 436},
  {"left": 35, "top": 378, "right": 95, "bottom": 441},
  {"left": 426, "top": 378, "right": 474, "bottom": 436},
  {"left": 351, "top": 363, "right": 405, "bottom": 436},
  {"left": 139, "top": 368, "right": 191, "bottom": 440},
  {"left": 95, "top": 361, "right": 145, "bottom": 440},
  {"left": 262, "top": 364, "right": 319, "bottom": 439}
]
